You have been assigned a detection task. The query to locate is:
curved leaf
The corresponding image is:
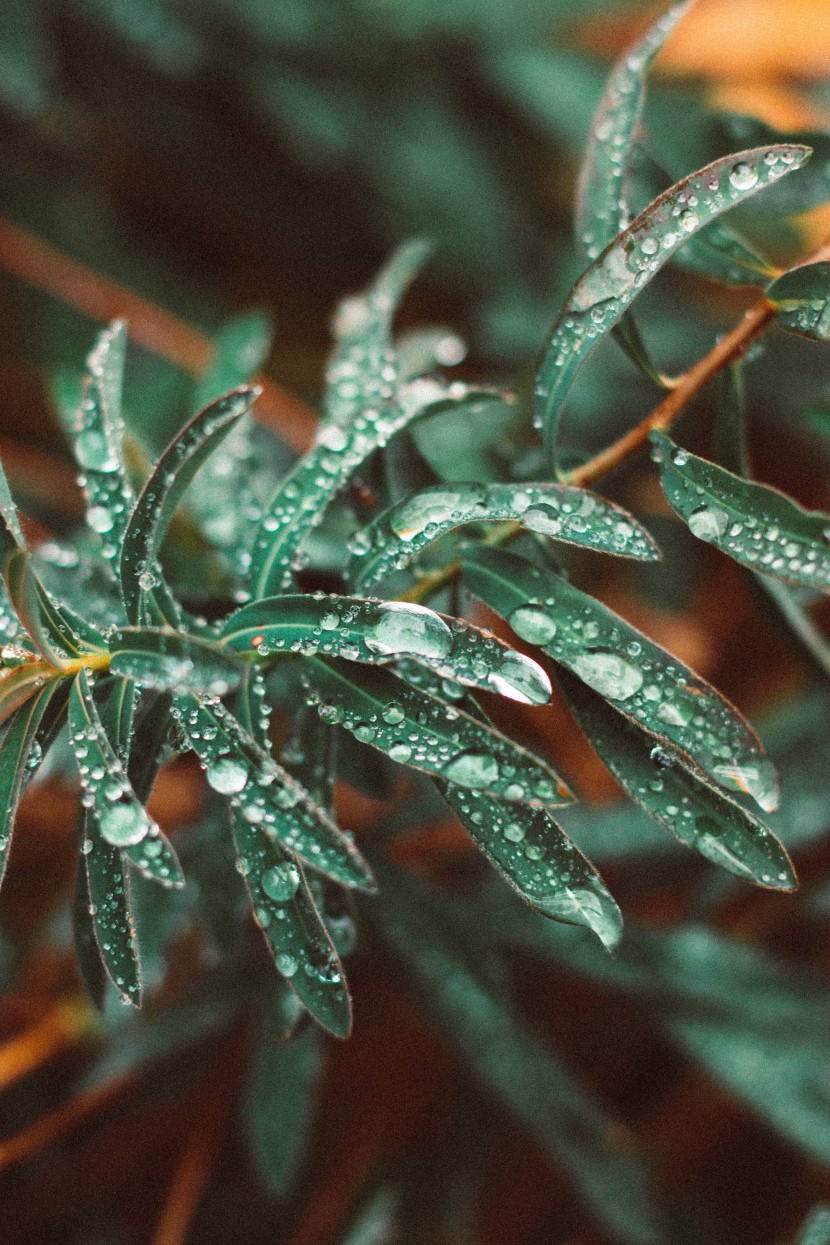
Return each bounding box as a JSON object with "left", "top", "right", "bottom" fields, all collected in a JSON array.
[
  {"left": 536, "top": 144, "right": 811, "bottom": 469},
  {"left": 461, "top": 546, "right": 778, "bottom": 812},
  {"left": 0, "top": 661, "right": 55, "bottom": 728},
  {"left": 172, "top": 693, "right": 374, "bottom": 892},
  {"left": 768, "top": 261, "right": 830, "bottom": 342},
  {"left": 230, "top": 810, "right": 352, "bottom": 1037},
  {"left": 120, "top": 386, "right": 259, "bottom": 624},
  {"left": 109, "top": 626, "right": 244, "bottom": 696},
  {"left": 300, "top": 656, "right": 571, "bottom": 806},
  {"left": 219, "top": 593, "right": 551, "bottom": 705},
  {"left": 348, "top": 481, "right": 659, "bottom": 591},
  {"left": 653, "top": 429, "right": 830, "bottom": 593},
  {"left": 83, "top": 814, "right": 142, "bottom": 1006},
  {"left": 0, "top": 682, "right": 61, "bottom": 891}
]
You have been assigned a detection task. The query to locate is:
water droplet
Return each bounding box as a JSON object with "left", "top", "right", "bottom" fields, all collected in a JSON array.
[
  {"left": 206, "top": 754, "right": 249, "bottom": 794},
  {"left": 571, "top": 650, "right": 643, "bottom": 701},
  {"left": 487, "top": 651, "right": 551, "bottom": 706},
  {"left": 275, "top": 952, "right": 298, "bottom": 978},
  {"left": 87, "top": 505, "right": 114, "bottom": 534},
  {"left": 261, "top": 862, "right": 301, "bottom": 902},
  {"left": 687, "top": 505, "right": 729, "bottom": 542},
  {"left": 365, "top": 602, "right": 453, "bottom": 660},
  {"left": 508, "top": 605, "right": 557, "bottom": 646},
  {"left": 382, "top": 703, "right": 405, "bottom": 725},
  {"left": 99, "top": 802, "right": 150, "bottom": 847},
  {"left": 76, "top": 429, "right": 118, "bottom": 473},
  {"left": 729, "top": 161, "right": 759, "bottom": 191},
  {"left": 443, "top": 751, "right": 499, "bottom": 788}
]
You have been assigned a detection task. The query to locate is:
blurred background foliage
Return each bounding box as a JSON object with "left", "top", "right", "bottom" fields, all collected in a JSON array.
[{"left": 0, "top": 1, "right": 829, "bottom": 1243}]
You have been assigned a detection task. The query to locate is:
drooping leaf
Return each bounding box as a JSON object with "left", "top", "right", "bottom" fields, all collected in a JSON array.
[
  {"left": 72, "top": 862, "right": 108, "bottom": 1012},
  {"left": 768, "top": 261, "right": 830, "bottom": 343},
  {"left": 461, "top": 546, "right": 778, "bottom": 811},
  {"left": 245, "top": 998, "right": 323, "bottom": 1195},
  {"left": 172, "top": 693, "right": 374, "bottom": 892},
  {"left": 300, "top": 656, "right": 571, "bottom": 805},
  {"left": 109, "top": 626, "right": 244, "bottom": 696},
  {"left": 120, "top": 386, "right": 260, "bottom": 624},
  {"left": 75, "top": 320, "right": 136, "bottom": 567},
  {"left": 83, "top": 813, "right": 142, "bottom": 1006},
  {"left": 377, "top": 868, "right": 659, "bottom": 1245},
  {"left": 652, "top": 429, "right": 830, "bottom": 593},
  {"left": 0, "top": 682, "right": 61, "bottom": 890},
  {"left": 249, "top": 378, "right": 511, "bottom": 598},
  {"left": 348, "top": 481, "right": 659, "bottom": 591},
  {"left": 557, "top": 668, "right": 795, "bottom": 890},
  {"left": 231, "top": 810, "right": 351, "bottom": 1037},
  {"left": 536, "top": 144, "right": 811, "bottom": 468},
  {"left": 219, "top": 594, "right": 551, "bottom": 705}
]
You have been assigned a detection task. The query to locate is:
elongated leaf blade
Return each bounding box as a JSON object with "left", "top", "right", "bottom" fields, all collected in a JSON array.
[
  {"left": 558, "top": 668, "right": 795, "bottom": 890},
  {"left": 72, "top": 862, "right": 108, "bottom": 1012},
  {"left": 0, "top": 682, "right": 60, "bottom": 890},
  {"left": 378, "top": 869, "right": 659, "bottom": 1245},
  {"left": 0, "top": 661, "right": 54, "bottom": 729},
  {"left": 173, "top": 694, "right": 374, "bottom": 891},
  {"left": 83, "top": 813, "right": 142, "bottom": 1005},
  {"left": 120, "top": 386, "right": 259, "bottom": 623},
  {"left": 109, "top": 627, "right": 244, "bottom": 696},
  {"left": 768, "top": 261, "right": 830, "bottom": 341},
  {"left": 795, "top": 1207, "right": 830, "bottom": 1245},
  {"left": 461, "top": 546, "right": 778, "bottom": 811},
  {"left": 300, "top": 656, "right": 571, "bottom": 805},
  {"left": 653, "top": 429, "right": 830, "bottom": 592},
  {"left": 537, "top": 144, "right": 811, "bottom": 468},
  {"left": 349, "top": 481, "right": 659, "bottom": 591},
  {"left": 250, "top": 379, "right": 511, "bottom": 598},
  {"left": 220, "top": 594, "right": 550, "bottom": 706},
  {"left": 231, "top": 811, "right": 351, "bottom": 1037}
]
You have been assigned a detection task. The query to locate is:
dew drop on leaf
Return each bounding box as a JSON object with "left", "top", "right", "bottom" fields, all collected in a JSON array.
[
  {"left": 570, "top": 651, "right": 644, "bottom": 701},
  {"left": 508, "top": 605, "right": 558, "bottom": 646},
  {"left": 206, "top": 754, "right": 249, "bottom": 794},
  {"left": 687, "top": 505, "right": 730, "bottom": 541},
  {"left": 364, "top": 602, "right": 453, "bottom": 660},
  {"left": 443, "top": 752, "right": 500, "bottom": 788},
  {"left": 261, "top": 862, "right": 301, "bottom": 903},
  {"left": 99, "top": 801, "right": 150, "bottom": 847}
]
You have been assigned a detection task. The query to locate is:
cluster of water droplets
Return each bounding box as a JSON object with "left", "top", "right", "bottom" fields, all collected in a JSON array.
[
  {"left": 83, "top": 836, "right": 140, "bottom": 1003},
  {"left": 653, "top": 436, "right": 830, "bottom": 592},
  {"left": 300, "top": 657, "right": 568, "bottom": 805}
]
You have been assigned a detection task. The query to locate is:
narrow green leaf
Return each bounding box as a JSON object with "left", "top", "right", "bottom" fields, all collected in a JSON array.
[
  {"left": 245, "top": 1002, "right": 323, "bottom": 1195},
  {"left": 173, "top": 694, "right": 374, "bottom": 892},
  {"left": 558, "top": 668, "right": 795, "bottom": 890},
  {"left": 219, "top": 594, "right": 551, "bottom": 705},
  {"left": 537, "top": 144, "right": 811, "bottom": 468},
  {"left": 794, "top": 1207, "right": 830, "bottom": 1245},
  {"left": 461, "top": 546, "right": 778, "bottom": 811},
  {"left": 0, "top": 682, "right": 60, "bottom": 890},
  {"left": 192, "top": 313, "right": 272, "bottom": 413},
  {"left": 348, "top": 481, "right": 659, "bottom": 591},
  {"left": 76, "top": 321, "right": 136, "bottom": 566},
  {"left": 653, "top": 429, "right": 830, "bottom": 593},
  {"left": 300, "top": 656, "right": 571, "bottom": 805},
  {"left": 69, "top": 670, "right": 182, "bottom": 887},
  {"left": 109, "top": 626, "right": 244, "bottom": 696},
  {"left": 442, "top": 785, "right": 622, "bottom": 948},
  {"left": 4, "top": 550, "right": 101, "bottom": 663},
  {"left": 0, "top": 661, "right": 54, "bottom": 729},
  {"left": 231, "top": 811, "right": 351, "bottom": 1037},
  {"left": 768, "top": 261, "right": 830, "bottom": 342},
  {"left": 83, "top": 813, "right": 142, "bottom": 1006},
  {"left": 72, "top": 862, "right": 108, "bottom": 1012},
  {"left": 378, "top": 869, "right": 659, "bottom": 1245},
  {"left": 250, "top": 379, "right": 511, "bottom": 598},
  {"left": 120, "top": 386, "right": 260, "bottom": 623},
  {"left": 712, "top": 112, "right": 830, "bottom": 216}
]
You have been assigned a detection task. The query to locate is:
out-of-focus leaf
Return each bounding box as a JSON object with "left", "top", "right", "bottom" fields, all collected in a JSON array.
[
  {"left": 300, "top": 655, "right": 571, "bottom": 805},
  {"left": 0, "top": 682, "right": 60, "bottom": 890},
  {"left": 219, "top": 594, "right": 551, "bottom": 705},
  {"left": 250, "top": 378, "right": 510, "bottom": 597},
  {"left": 120, "top": 386, "right": 260, "bottom": 624},
  {"left": 768, "top": 262, "right": 830, "bottom": 343},
  {"left": 109, "top": 626, "right": 244, "bottom": 696},
  {"left": 793, "top": 1206, "right": 830, "bottom": 1245},
  {"left": 191, "top": 313, "right": 272, "bottom": 413},
  {"left": 536, "top": 144, "right": 811, "bottom": 468},
  {"left": 558, "top": 668, "right": 795, "bottom": 890},
  {"left": 653, "top": 428, "right": 830, "bottom": 593},
  {"left": 172, "top": 693, "right": 374, "bottom": 892},
  {"left": 230, "top": 810, "right": 351, "bottom": 1036},
  {"left": 245, "top": 999, "right": 323, "bottom": 1195},
  {"left": 348, "top": 481, "right": 659, "bottom": 591},
  {"left": 377, "top": 868, "right": 660, "bottom": 1245},
  {"left": 462, "top": 546, "right": 778, "bottom": 811}
]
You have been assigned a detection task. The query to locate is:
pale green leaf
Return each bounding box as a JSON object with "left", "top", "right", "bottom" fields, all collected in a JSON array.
[
  {"left": 109, "top": 626, "right": 244, "bottom": 696},
  {"left": 794, "top": 1207, "right": 830, "bottom": 1245}
]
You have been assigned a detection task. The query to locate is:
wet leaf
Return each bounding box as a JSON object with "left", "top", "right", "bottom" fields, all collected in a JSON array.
[
  {"left": 0, "top": 661, "right": 55, "bottom": 728},
  {"left": 83, "top": 813, "right": 142, "bottom": 1006},
  {"left": 536, "top": 144, "right": 811, "bottom": 468},
  {"left": 653, "top": 429, "right": 830, "bottom": 593},
  {"left": 231, "top": 810, "right": 352, "bottom": 1036},
  {"left": 462, "top": 546, "right": 778, "bottom": 811},
  {"left": 120, "top": 386, "right": 260, "bottom": 624},
  {"left": 109, "top": 626, "right": 244, "bottom": 696},
  {"left": 219, "top": 593, "right": 551, "bottom": 705},
  {"left": 300, "top": 655, "right": 571, "bottom": 806},
  {"left": 0, "top": 682, "right": 61, "bottom": 891},
  {"left": 768, "top": 261, "right": 830, "bottom": 343},
  {"left": 348, "top": 481, "right": 659, "bottom": 591},
  {"left": 173, "top": 693, "right": 374, "bottom": 892},
  {"left": 558, "top": 668, "right": 795, "bottom": 891}
]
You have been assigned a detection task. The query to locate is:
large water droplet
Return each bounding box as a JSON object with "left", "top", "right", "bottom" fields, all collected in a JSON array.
[
  {"left": 571, "top": 650, "right": 643, "bottom": 701},
  {"left": 365, "top": 602, "right": 453, "bottom": 660},
  {"left": 76, "top": 429, "right": 118, "bottom": 473},
  {"left": 390, "top": 489, "right": 475, "bottom": 540},
  {"left": 713, "top": 759, "right": 779, "bottom": 813},
  {"left": 508, "top": 605, "right": 557, "bottom": 646},
  {"left": 487, "top": 650, "right": 551, "bottom": 705},
  {"left": 206, "top": 754, "right": 249, "bottom": 794},
  {"left": 729, "top": 161, "right": 759, "bottom": 191},
  {"left": 443, "top": 751, "right": 500, "bottom": 788},
  {"left": 688, "top": 505, "right": 729, "bottom": 542},
  {"left": 261, "top": 862, "right": 301, "bottom": 902},
  {"left": 99, "top": 802, "right": 149, "bottom": 847}
]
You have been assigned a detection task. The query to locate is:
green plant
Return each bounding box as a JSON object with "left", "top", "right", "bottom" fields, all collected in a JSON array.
[{"left": 1, "top": 2, "right": 830, "bottom": 1241}]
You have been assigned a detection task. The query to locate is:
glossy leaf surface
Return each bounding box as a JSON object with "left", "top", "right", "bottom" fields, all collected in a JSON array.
[
  {"left": 109, "top": 626, "right": 244, "bottom": 696},
  {"left": 768, "top": 261, "right": 830, "bottom": 342}
]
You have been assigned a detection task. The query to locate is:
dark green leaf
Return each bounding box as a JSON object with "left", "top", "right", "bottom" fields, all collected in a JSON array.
[
  {"left": 768, "top": 261, "right": 830, "bottom": 342},
  {"left": 0, "top": 682, "right": 60, "bottom": 890},
  {"left": 536, "top": 144, "right": 811, "bottom": 469},
  {"left": 231, "top": 811, "right": 351, "bottom": 1036},
  {"left": 348, "top": 481, "right": 659, "bottom": 591},
  {"left": 653, "top": 428, "right": 830, "bottom": 593},
  {"left": 120, "top": 386, "right": 259, "bottom": 623},
  {"left": 83, "top": 814, "right": 142, "bottom": 1006},
  {"left": 72, "top": 862, "right": 108, "bottom": 1012},
  {"left": 219, "top": 594, "right": 551, "bottom": 705},
  {"left": 300, "top": 656, "right": 571, "bottom": 805},
  {"left": 462, "top": 546, "right": 778, "bottom": 811},
  {"left": 109, "top": 626, "right": 244, "bottom": 696},
  {"left": 794, "top": 1207, "right": 830, "bottom": 1245}
]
